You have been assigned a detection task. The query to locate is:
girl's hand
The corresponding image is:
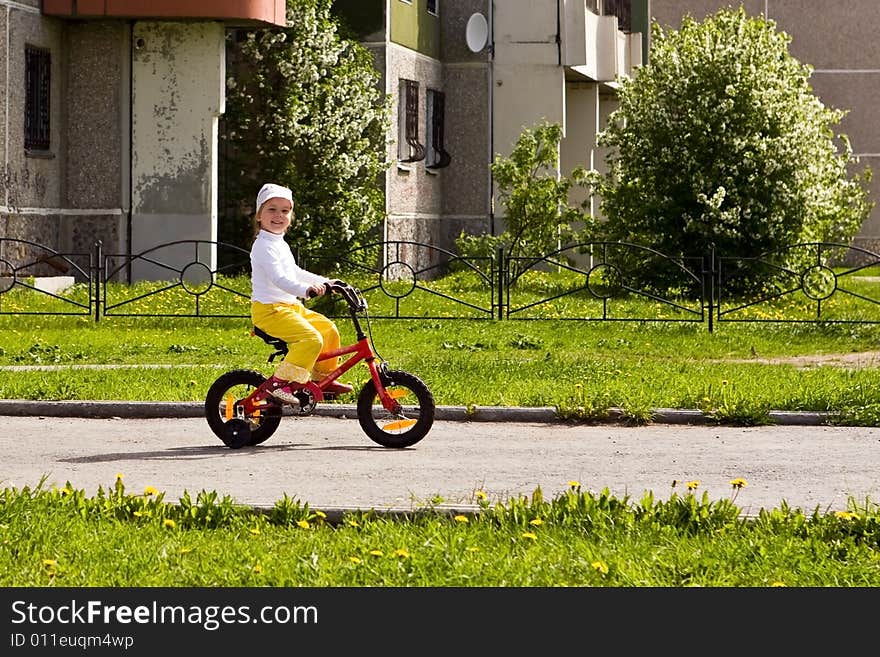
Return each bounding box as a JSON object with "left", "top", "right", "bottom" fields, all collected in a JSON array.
[{"left": 306, "top": 284, "right": 326, "bottom": 298}]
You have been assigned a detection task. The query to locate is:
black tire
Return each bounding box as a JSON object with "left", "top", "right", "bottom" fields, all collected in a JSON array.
[
  {"left": 205, "top": 369, "right": 282, "bottom": 447},
  {"left": 356, "top": 370, "right": 435, "bottom": 448}
]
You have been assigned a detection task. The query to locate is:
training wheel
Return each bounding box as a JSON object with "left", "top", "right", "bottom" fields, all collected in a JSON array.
[{"left": 221, "top": 418, "right": 252, "bottom": 449}]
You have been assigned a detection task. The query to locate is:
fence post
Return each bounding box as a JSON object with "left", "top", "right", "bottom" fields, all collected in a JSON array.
[
  {"left": 704, "top": 243, "right": 716, "bottom": 333},
  {"left": 496, "top": 245, "right": 505, "bottom": 320},
  {"left": 93, "top": 240, "right": 102, "bottom": 322}
]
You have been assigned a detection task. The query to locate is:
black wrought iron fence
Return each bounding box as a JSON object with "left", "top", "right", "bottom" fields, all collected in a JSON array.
[{"left": 2, "top": 237, "right": 880, "bottom": 332}]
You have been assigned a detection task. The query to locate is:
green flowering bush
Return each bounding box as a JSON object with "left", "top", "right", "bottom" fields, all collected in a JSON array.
[{"left": 592, "top": 7, "right": 873, "bottom": 295}]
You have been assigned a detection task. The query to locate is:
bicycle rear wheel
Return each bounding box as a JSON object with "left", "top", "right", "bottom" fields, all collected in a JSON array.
[
  {"left": 205, "top": 369, "right": 282, "bottom": 448},
  {"left": 356, "top": 370, "right": 435, "bottom": 448}
]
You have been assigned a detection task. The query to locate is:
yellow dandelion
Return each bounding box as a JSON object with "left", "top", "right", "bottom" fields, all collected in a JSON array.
[
  {"left": 163, "top": 519, "right": 176, "bottom": 529},
  {"left": 115, "top": 473, "right": 124, "bottom": 481},
  {"left": 314, "top": 510, "right": 327, "bottom": 519},
  {"left": 834, "top": 511, "right": 858, "bottom": 520},
  {"left": 771, "top": 581, "right": 786, "bottom": 587},
  {"left": 729, "top": 478, "right": 747, "bottom": 489},
  {"left": 394, "top": 548, "right": 410, "bottom": 558},
  {"left": 347, "top": 519, "right": 360, "bottom": 528},
  {"left": 133, "top": 511, "right": 144, "bottom": 517},
  {"left": 521, "top": 532, "right": 537, "bottom": 541},
  {"left": 42, "top": 559, "right": 58, "bottom": 569},
  {"left": 686, "top": 480, "right": 700, "bottom": 491},
  {"left": 178, "top": 548, "right": 192, "bottom": 555},
  {"left": 253, "top": 564, "right": 262, "bottom": 573},
  {"left": 144, "top": 485, "right": 159, "bottom": 496},
  {"left": 249, "top": 526, "right": 261, "bottom": 535},
  {"left": 529, "top": 518, "right": 544, "bottom": 526},
  {"left": 349, "top": 556, "right": 362, "bottom": 564},
  {"left": 466, "top": 546, "right": 480, "bottom": 552},
  {"left": 721, "top": 380, "right": 729, "bottom": 386},
  {"left": 369, "top": 550, "right": 384, "bottom": 557},
  {"left": 591, "top": 560, "right": 609, "bottom": 575},
  {"left": 475, "top": 490, "right": 488, "bottom": 501},
  {"left": 567, "top": 480, "right": 581, "bottom": 489},
  {"left": 296, "top": 519, "right": 310, "bottom": 529},
  {"left": 453, "top": 515, "right": 469, "bottom": 523}
]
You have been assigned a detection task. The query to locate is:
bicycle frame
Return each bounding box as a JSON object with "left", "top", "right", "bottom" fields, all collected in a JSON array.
[{"left": 237, "top": 283, "right": 400, "bottom": 415}]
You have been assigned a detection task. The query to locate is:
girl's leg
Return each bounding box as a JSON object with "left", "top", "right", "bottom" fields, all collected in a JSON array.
[
  {"left": 252, "top": 302, "right": 323, "bottom": 383},
  {"left": 300, "top": 307, "right": 342, "bottom": 378}
]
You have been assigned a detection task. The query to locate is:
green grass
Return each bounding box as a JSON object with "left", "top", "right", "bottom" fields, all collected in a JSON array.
[
  {"left": 2, "top": 305, "right": 880, "bottom": 426},
  {"left": 2, "top": 478, "right": 878, "bottom": 586},
  {"left": 3, "top": 275, "right": 880, "bottom": 587}
]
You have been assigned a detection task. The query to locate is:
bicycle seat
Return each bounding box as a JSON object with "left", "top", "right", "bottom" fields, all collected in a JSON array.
[{"left": 252, "top": 326, "right": 288, "bottom": 362}]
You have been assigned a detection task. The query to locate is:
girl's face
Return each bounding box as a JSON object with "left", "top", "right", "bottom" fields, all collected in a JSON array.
[{"left": 257, "top": 197, "right": 293, "bottom": 235}]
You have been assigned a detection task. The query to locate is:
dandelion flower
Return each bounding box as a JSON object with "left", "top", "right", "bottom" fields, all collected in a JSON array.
[
  {"left": 521, "top": 532, "right": 537, "bottom": 541},
  {"left": 771, "top": 581, "right": 786, "bottom": 587},
  {"left": 475, "top": 490, "right": 488, "bottom": 501},
  {"left": 369, "top": 550, "right": 383, "bottom": 557},
  {"left": 347, "top": 519, "right": 360, "bottom": 528},
  {"left": 729, "top": 478, "right": 747, "bottom": 489},
  {"left": 529, "top": 518, "right": 544, "bottom": 526},
  {"left": 314, "top": 510, "right": 327, "bottom": 519},
  {"left": 686, "top": 480, "right": 700, "bottom": 491},
  {"left": 163, "top": 519, "right": 176, "bottom": 529},
  {"left": 349, "top": 556, "right": 362, "bottom": 564},
  {"left": 591, "top": 560, "right": 609, "bottom": 575},
  {"left": 567, "top": 480, "right": 581, "bottom": 489},
  {"left": 249, "top": 527, "right": 261, "bottom": 535},
  {"left": 115, "top": 473, "right": 124, "bottom": 481},
  {"left": 296, "top": 519, "right": 310, "bottom": 529},
  {"left": 144, "top": 485, "right": 159, "bottom": 496},
  {"left": 453, "top": 515, "right": 469, "bottom": 524},
  {"left": 834, "top": 511, "right": 858, "bottom": 520},
  {"left": 253, "top": 564, "right": 262, "bottom": 573},
  {"left": 394, "top": 548, "right": 410, "bottom": 558}
]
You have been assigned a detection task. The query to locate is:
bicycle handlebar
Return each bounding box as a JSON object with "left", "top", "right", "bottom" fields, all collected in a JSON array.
[{"left": 306, "top": 280, "right": 367, "bottom": 312}]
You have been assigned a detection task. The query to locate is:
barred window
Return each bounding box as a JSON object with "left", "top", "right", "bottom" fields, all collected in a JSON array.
[
  {"left": 425, "top": 89, "right": 450, "bottom": 169},
  {"left": 427, "top": 0, "right": 438, "bottom": 16},
  {"left": 398, "top": 79, "right": 425, "bottom": 163},
  {"left": 25, "top": 46, "right": 51, "bottom": 151}
]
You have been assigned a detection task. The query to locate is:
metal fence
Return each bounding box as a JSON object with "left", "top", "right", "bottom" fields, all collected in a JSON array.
[{"left": 2, "top": 237, "right": 880, "bottom": 332}]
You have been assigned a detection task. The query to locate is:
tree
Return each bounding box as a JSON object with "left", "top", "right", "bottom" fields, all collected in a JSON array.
[
  {"left": 221, "top": 0, "right": 390, "bottom": 270},
  {"left": 457, "top": 121, "right": 594, "bottom": 275},
  {"left": 591, "top": 7, "right": 873, "bottom": 294}
]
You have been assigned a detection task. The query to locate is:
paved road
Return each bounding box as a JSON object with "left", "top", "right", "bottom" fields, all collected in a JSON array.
[{"left": 2, "top": 414, "right": 878, "bottom": 516}]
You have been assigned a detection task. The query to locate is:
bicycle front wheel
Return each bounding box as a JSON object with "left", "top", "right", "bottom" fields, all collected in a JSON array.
[{"left": 356, "top": 370, "right": 435, "bottom": 448}]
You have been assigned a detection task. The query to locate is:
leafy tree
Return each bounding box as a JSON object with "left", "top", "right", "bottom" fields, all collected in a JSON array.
[
  {"left": 457, "top": 121, "right": 594, "bottom": 275},
  {"left": 591, "top": 7, "right": 873, "bottom": 294},
  {"left": 220, "top": 0, "right": 391, "bottom": 270}
]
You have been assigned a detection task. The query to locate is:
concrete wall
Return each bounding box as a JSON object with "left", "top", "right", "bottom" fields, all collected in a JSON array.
[{"left": 130, "top": 21, "right": 224, "bottom": 280}]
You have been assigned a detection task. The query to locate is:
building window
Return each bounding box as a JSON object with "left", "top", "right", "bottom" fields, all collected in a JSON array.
[
  {"left": 25, "top": 46, "right": 51, "bottom": 151},
  {"left": 425, "top": 89, "right": 450, "bottom": 169},
  {"left": 398, "top": 79, "right": 425, "bottom": 163},
  {"left": 427, "top": 0, "right": 438, "bottom": 16}
]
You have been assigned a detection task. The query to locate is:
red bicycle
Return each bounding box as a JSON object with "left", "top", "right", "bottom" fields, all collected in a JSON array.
[{"left": 205, "top": 281, "right": 435, "bottom": 449}]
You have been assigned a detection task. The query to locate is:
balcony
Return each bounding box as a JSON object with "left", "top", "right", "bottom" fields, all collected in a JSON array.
[
  {"left": 41, "top": 0, "right": 288, "bottom": 27},
  {"left": 562, "top": 0, "right": 641, "bottom": 83}
]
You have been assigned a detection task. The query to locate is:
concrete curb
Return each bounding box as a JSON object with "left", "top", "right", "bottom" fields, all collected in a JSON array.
[{"left": 0, "top": 399, "right": 837, "bottom": 425}]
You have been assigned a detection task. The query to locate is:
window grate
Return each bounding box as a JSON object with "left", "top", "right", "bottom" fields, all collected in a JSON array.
[
  {"left": 426, "top": 89, "right": 450, "bottom": 169},
  {"left": 25, "top": 46, "right": 51, "bottom": 151},
  {"left": 427, "top": 0, "right": 438, "bottom": 16},
  {"left": 399, "top": 79, "right": 425, "bottom": 163}
]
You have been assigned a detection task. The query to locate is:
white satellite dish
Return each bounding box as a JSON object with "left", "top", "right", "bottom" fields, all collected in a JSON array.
[{"left": 465, "top": 12, "right": 489, "bottom": 53}]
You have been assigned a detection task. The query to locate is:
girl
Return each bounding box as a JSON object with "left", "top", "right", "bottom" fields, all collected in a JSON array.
[{"left": 249, "top": 183, "right": 352, "bottom": 403}]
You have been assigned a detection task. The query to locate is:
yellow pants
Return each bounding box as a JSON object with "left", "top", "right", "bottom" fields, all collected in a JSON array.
[{"left": 251, "top": 301, "right": 341, "bottom": 383}]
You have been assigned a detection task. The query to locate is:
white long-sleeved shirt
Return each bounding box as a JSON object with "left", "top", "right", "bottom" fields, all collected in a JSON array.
[{"left": 250, "top": 230, "right": 328, "bottom": 303}]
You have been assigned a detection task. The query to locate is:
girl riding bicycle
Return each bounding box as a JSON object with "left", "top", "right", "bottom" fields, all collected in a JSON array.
[{"left": 249, "top": 182, "right": 353, "bottom": 404}]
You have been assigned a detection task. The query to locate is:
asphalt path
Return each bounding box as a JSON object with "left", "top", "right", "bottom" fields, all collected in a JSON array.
[{"left": 2, "top": 414, "right": 879, "bottom": 516}]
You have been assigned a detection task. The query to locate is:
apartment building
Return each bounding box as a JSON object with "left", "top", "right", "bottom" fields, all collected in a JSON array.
[{"left": 0, "top": 0, "right": 285, "bottom": 279}]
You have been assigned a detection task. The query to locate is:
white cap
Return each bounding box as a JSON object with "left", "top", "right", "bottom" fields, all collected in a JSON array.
[{"left": 256, "top": 183, "right": 293, "bottom": 212}]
